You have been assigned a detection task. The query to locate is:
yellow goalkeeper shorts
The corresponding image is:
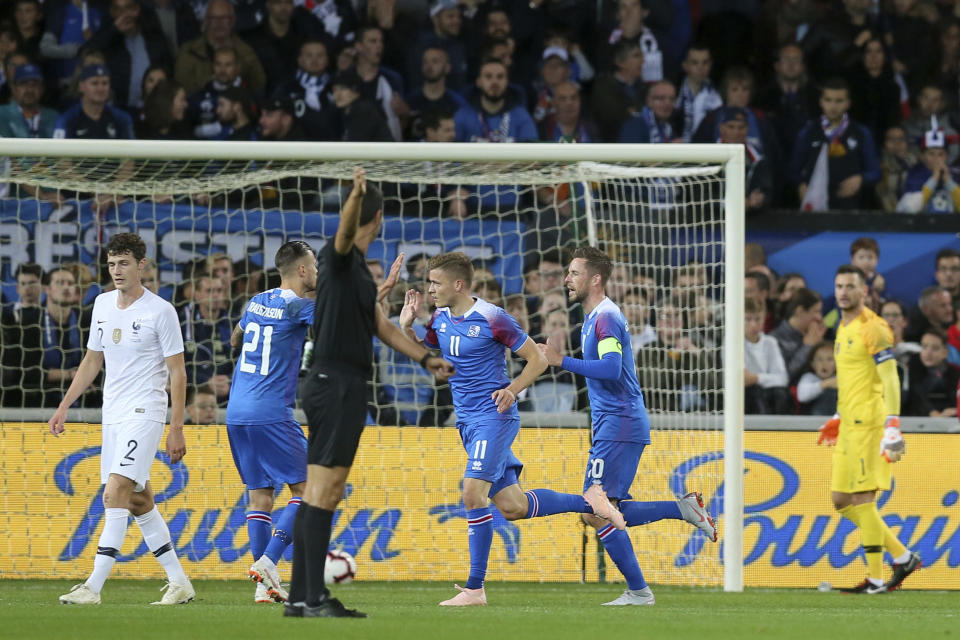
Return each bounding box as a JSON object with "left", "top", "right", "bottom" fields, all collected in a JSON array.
[{"left": 830, "top": 424, "right": 891, "bottom": 494}]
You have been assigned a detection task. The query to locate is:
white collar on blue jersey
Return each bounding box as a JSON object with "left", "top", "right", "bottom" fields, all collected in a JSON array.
[{"left": 586, "top": 296, "right": 614, "bottom": 320}]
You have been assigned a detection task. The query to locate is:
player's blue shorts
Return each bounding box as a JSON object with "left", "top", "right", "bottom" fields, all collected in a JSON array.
[
  {"left": 227, "top": 420, "right": 308, "bottom": 490},
  {"left": 458, "top": 417, "right": 524, "bottom": 497},
  {"left": 582, "top": 439, "right": 645, "bottom": 501}
]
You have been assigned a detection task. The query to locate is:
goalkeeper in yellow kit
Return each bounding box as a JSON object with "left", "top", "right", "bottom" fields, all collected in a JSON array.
[{"left": 817, "top": 265, "right": 922, "bottom": 593}]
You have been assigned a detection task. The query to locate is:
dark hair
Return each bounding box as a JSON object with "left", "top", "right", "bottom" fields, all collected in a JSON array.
[
  {"left": 356, "top": 22, "right": 382, "bottom": 43},
  {"left": 423, "top": 108, "right": 454, "bottom": 132},
  {"left": 686, "top": 42, "right": 711, "bottom": 58},
  {"left": 936, "top": 248, "right": 960, "bottom": 267},
  {"left": 359, "top": 182, "right": 383, "bottom": 226},
  {"left": 881, "top": 299, "right": 908, "bottom": 318},
  {"left": 745, "top": 271, "right": 771, "bottom": 292},
  {"left": 428, "top": 252, "right": 474, "bottom": 286},
  {"left": 275, "top": 240, "right": 314, "bottom": 273},
  {"left": 785, "top": 287, "right": 822, "bottom": 318},
  {"left": 474, "top": 276, "right": 502, "bottom": 299},
  {"left": 775, "top": 272, "right": 805, "bottom": 295},
  {"left": 14, "top": 262, "right": 43, "bottom": 279},
  {"left": 921, "top": 326, "right": 948, "bottom": 345},
  {"left": 805, "top": 339, "right": 835, "bottom": 371},
  {"left": 213, "top": 45, "right": 237, "bottom": 61},
  {"left": 835, "top": 263, "right": 866, "bottom": 282},
  {"left": 571, "top": 246, "right": 613, "bottom": 286},
  {"left": 820, "top": 77, "right": 850, "bottom": 97},
  {"left": 104, "top": 232, "right": 147, "bottom": 261},
  {"left": 43, "top": 265, "right": 75, "bottom": 286},
  {"left": 298, "top": 37, "right": 329, "bottom": 56},
  {"left": 850, "top": 237, "right": 879, "bottom": 258},
  {"left": 720, "top": 65, "right": 754, "bottom": 96},
  {"left": 612, "top": 39, "right": 640, "bottom": 66},
  {"left": 140, "top": 63, "right": 170, "bottom": 97},
  {"left": 477, "top": 55, "right": 508, "bottom": 74},
  {"left": 143, "top": 79, "right": 184, "bottom": 132}
]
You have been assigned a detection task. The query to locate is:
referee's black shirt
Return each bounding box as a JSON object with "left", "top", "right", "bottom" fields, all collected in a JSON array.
[{"left": 310, "top": 240, "right": 377, "bottom": 376}]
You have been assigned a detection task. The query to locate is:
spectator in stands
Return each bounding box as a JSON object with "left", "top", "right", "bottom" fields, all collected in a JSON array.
[
  {"left": 796, "top": 340, "right": 838, "bottom": 416},
  {"left": 897, "top": 127, "right": 960, "bottom": 214},
  {"left": 0, "top": 64, "right": 57, "bottom": 138},
  {"left": 622, "top": 286, "right": 657, "bottom": 358},
  {"left": 618, "top": 79, "right": 682, "bottom": 143},
  {"left": 405, "top": 46, "right": 466, "bottom": 141},
  {"left": 258, "top": 94, "right": 306, "bottom": 141},
  {"left": 85, "top": 0, "right": 173, "bottom": 111},
  {"left": 245, "top": 0, "right": 322, "bottom": 96},
  {"left": 774, "top": 272, "right": 806, "bottom": 321},
  {"left": 530, "top": 46, "right": 571, "bottom": 127},
  {"left": 504, "top": 293, "right": 530, "bottom": 335},
  {"left": 904, "top": 84, "right": 958, "bottom": 165},
  {"left": 213, "top": 86, "right": 256, "bottom": 140},
  {"left": 136, "top": 78, "right": 190, "bottom": 138},
  {"left": 423, "top": 108, "right": 455, "bottom": 142},
  {"left": 771, "top": 287, "right": 825, "bottom": 384},
  {"left": 792, "top": 78, "right": 881, "bottom": 211},
  {"left": 271, "top": 38, "right": 337, "bottom": 141},
  {"left": 454, "top": 57, "right": 536, "bottom": 142},
  {"left": 1, "top": 51, "right": 30, "bottom": 106},
  {"left": 185, "top": 383, "right": 218, "bottom": 424},
  {"left": 590, "top": 39, "right": 645, "bottom": 142},
  {"left": 935, "top": 19, "right": 960, "bottom": 114},
  {"left": 637, "top": 294, "right": 721, "bottom": 412},
  {"left": 849, "top": 236, "right": 885, "bottom": 310},
  {"left": 174, "top": 255, "right": 208, "bottom": 308},
  {"left": 883, "top": 0, "right": 938, "bottom": 95},
  {"left": 175, "top": 0, "right": 265, "bottom": 95},
  {"left": 53, "top": 64, "right": 135, "bottom": 139},
  {"left": 538, "top": 79, "right": 594, "bottom": 143},
  {"left": 231, "top": 257, "right": 262, "bottom": 310},
  {"left": 141, "top": 257, "right": 159, "bottom": 294},
  {"left": 187, "top": 46, "right": 245, "bottom": 139},
  {"left": 675, "top": 43, "right": 722, "bottom": 143},
  {"left": 330, "top": 68, "right": 392, "bottom": 142},
  {"left": 755, "top": 43, "right": 817, "bottom": 180},
  {"left": 1, "top": 263, "right": 44, "bottom": 408},
  {"left": 881, "top": 299, "right": 922, "bottom": 367},
  {"left": 146, "top": 0, "right": 201, "bottom": 55},
  {"left": 801, "top": 0, "right": 883, "bottom": 83},
  {"left": 353, "top": 24, "right": 405, "bottom": 141},
  {"left": 41, "top": 0, "right": 103, "bottom": 90},
  {"left": 717, "top": 106, "right": 772, "bottom": 212},
  {"left": 12, "top": 0, "right": 43, "bottom": 59},
  {"left": 40, "top": 266, "right": 83, "bottom": 407},
  {"left": 904, "top": 328, "right": 960, "bottom": 417},
  {"left": 601, "top": 0, "right": 674, "bottom": 83},
  {"left": 744, "top": 296, "right": 790, "bottom": 415},
  {"left": 529, "top": 308, "right": 577, "bottom": 413},
  {"left": 296, "top": 0, "right": 356, "bottom": 51},
  {"left": 935, "top": 248, "right": 960, "bottom": 304},
  {"left": 906, "top": 285, "right": 953, "bottom": 342},
  {"left": 876, "top": 124, "right": 919, "bottom": 213},
  {"left": 848, "top": 37, "right": 902, "bottom": 149},
  {"left": 408, "top": 0, "right": 468, "bottom": 91},
  {"left": 179, "top": 273, "right": 233, "bottom": 400},
  {"left": 744, "top": 271, "right": 774, "bottom": 332}
]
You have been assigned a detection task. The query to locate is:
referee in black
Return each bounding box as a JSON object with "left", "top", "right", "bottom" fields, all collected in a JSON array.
[{"left": 287, "top": 166, "right": 454, "bottom": 618}]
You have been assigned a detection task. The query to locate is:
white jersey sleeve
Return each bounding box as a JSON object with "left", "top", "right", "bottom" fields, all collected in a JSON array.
[
  {"left": 157, "top": 300, "right": 185, "bottom": 358},
  {"left": 86, "top": 296, "right": 104, "bottom": 352}
]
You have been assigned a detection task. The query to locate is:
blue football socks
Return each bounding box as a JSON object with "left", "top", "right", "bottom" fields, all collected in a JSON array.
[{"left": 464, "top": 507, "right": 494, "bottom": 590}]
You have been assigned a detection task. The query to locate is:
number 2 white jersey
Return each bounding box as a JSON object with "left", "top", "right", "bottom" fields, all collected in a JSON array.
[{"left": 86, "top": 289, "right": 184, "bottom": 424}]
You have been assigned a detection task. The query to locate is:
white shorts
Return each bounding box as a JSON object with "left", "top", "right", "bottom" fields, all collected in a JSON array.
[{"left": 101, "top": 420, "right": 165, "bottom": 492}]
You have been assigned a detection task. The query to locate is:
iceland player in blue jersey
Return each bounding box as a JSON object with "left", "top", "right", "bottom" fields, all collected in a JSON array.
[
  {"left": 538, "top": 247, "right": 718, "bottom": 606},
  {"left": 226, "top": 240, "right": 317, "bottom": 604},
  {"left": 400, "top": 253, "right": 624, "bottom": 606}
]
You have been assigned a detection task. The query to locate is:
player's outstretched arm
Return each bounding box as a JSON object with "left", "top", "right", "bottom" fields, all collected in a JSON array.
[
  {"left": 375, "top": 304, "right": 454, "bottom": 380},
  {"left": 48, "top": 349, "right": 104, "bottom": 436},
  {"left": 537, "top": 336, "right": 622, "bottom": 381},
  {"left": 164, "top": 352, "right": 187, "bottom": 463},
  {"left": 334, "top": 166, "right": 367, "bottom": 255},
  {"left": 492, "top": 338, "right": 548, "bottom": 413}
]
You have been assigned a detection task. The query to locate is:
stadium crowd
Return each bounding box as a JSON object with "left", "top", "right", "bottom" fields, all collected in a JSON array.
[
  {"left": 3, "top": 0, "right": 960, "bottom": 212},
  {"left": 3, "top": 0, "right": 960, "bottom": 418}
]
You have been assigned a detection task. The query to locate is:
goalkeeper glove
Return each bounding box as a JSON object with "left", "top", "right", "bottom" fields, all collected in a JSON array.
[
  {"left": 817, "top": 413, "right": 840, "bottom": 446},
  {"left": 880, "top": 416, "right": 905, "bottom": 463}
]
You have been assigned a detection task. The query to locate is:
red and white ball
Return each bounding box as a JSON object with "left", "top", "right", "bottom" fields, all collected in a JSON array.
[{"left": 324, "top": 549, "right": 357, "bottom": 584}]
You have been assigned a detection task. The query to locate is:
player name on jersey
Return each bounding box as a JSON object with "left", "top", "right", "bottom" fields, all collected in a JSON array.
[{"left": 247, "top": 301, "right": 284, "bottom": 320}]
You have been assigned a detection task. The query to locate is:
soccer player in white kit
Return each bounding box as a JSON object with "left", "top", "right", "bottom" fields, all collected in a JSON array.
[{"left": 48, "top": 233, "right": 195, "bottom": 605}]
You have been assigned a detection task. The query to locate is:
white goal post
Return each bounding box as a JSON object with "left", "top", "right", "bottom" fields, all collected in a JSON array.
[{"left": 0, "top": 140, "right": 744, "bottom": 590}]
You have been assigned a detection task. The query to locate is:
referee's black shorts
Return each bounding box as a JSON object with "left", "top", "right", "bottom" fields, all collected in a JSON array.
[{"left": 300, "top": 362, "right": 368, "bottom": 467}]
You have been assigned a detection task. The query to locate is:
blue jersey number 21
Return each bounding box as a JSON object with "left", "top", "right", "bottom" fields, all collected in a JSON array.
[{"left": 239, "top": 321, "right": 273, "bottom": 376}]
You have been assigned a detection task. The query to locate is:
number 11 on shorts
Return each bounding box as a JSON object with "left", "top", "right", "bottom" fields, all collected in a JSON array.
[{"left": 473, "top": 439, "right": 487, "bottom": 460}]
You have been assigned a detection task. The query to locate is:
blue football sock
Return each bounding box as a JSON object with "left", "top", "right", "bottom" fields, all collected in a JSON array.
[
  {"left": 598, "top": 524, "right": 647, "bottom": 590},
  {"left": 264, "top": 497, "right": 301, "bottom": 564},
  {"left": 620, "top": 500, "right": 682, "bottom": 527},
  {"left": 465, "top": 507, "right": 493, "bottom": 590},
  {"left": 524, "top": 489, "right": 592, "bottom": 518},
  {"left": 246, "top": 511, "right": 272, "bottom": 561}
]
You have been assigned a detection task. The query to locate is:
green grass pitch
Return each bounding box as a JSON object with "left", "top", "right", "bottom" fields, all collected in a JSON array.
[{"left": 3, "top": 581, "right": 955, "bottom": 640}]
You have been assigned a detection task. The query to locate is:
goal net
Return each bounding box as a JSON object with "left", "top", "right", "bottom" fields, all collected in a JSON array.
[{"left": 0, "top": 141, "right": 744, "bottom": 590}]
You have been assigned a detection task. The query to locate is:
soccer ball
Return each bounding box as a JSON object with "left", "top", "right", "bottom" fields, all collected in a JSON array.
[{"left": 324, "top": 549, "right": 357, "bottom": 585}]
